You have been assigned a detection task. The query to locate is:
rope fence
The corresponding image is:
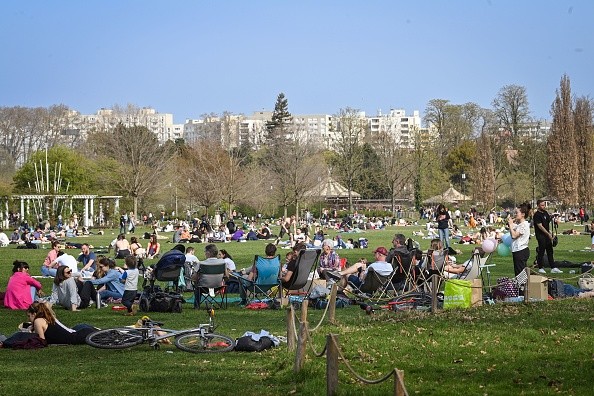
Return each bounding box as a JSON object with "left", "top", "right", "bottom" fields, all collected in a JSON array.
[{"left": 288, "top": 284, "right": 409, "bottom": 395}]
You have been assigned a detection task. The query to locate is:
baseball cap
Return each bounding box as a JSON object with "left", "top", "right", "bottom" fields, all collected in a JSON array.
[{"left": 373, "top": 247, "right": 388, "bottom": 256}]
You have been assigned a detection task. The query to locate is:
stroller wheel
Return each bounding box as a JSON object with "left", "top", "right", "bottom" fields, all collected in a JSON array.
[
  {"left": 172, "top": 300, "right": 183, "bottom": 313},
  {"left": 139, "top": 297, "right": 150, "bottom": 312}
]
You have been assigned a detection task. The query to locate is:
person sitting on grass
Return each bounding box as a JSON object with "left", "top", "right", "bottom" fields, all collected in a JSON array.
[
  {"left": 87, "top": 258, "right": 125, "bottom": 303},
  {"left": 3, "top": 261, "right": 43, "bottom": 310},
  {"left": 326, "top": 247, "right": 392, "bottom": 289},
  {"left": 114, "top": 234, "right": 131, "bottom": 259},
  {"left": 40, "top": 240, "right": 61, "bottom": 277}
]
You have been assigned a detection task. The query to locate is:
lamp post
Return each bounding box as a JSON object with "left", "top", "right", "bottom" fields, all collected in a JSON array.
[{"left": 461, "top": 172, "right": 466, "bottom": 208}]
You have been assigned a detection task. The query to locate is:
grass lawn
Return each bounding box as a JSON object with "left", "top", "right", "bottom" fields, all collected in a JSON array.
[{"left": 1, "top": 222, "right": 593, "bottom": 395}]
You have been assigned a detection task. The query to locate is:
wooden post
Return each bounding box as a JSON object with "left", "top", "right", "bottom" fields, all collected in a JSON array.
[
  {"left": 294, "top": 321, "right": 309, "bottom": 373},
  {"left": 326, "top": 334, "right": 339, "bottom": 396},
  {"left": 328, "top": 283, "right": 338, "bottom": 324},
  {"left": 523, "top": 267, "right": 530, "bottom": 303},
  {"left": 301, "top": 298, "right": 309, "bottom": 323},
  {"left": 287, "top": 305, "right": 296, "bottom": 351},
  {"left": 394, "top": 369, "right": 406, "bottom": 396},
  {"left": 431, "top": 274, "right": 438, "bottom": 314}
]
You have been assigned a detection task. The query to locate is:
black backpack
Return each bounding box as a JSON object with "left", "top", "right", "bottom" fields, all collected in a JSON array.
[{"left": 547, "top": 279, "right": 565, "bottom": 299}]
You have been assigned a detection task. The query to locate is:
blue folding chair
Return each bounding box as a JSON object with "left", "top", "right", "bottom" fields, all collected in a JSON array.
[{"left": 237, "top": 255, "right": 282, "bottom": 304}]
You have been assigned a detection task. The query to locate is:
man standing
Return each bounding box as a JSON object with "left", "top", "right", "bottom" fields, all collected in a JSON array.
[{"left": 533, "top": 200, "right": 562, "bottom": 274}]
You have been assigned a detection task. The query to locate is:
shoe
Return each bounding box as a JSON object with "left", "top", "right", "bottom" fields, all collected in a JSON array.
[
  {"left": 325, "top": 271, "right": 342, "bottom": 281},
  {"left": 538, "top": 268, "right": 546, "bottom": 274},
  {"left": 100, "top": 302, "right": 108, "bottom": 308},
  {"left": 551, "top": 268, "right": 563, "bottom": 274}
]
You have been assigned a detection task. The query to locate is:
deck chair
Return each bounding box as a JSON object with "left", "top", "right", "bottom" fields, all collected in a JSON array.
[
  {"left": 347, "top": 267, "right": 395, "bottom": 302},
  {"left": 390, "top": 250, "right": 420, "bottom": 292},
  {"left": 193, "top": 262, "right": 228, "bottom": 309},
  {"left": 282, "top": 249, "right": 321, "bottom": 296},
  {"left": 418, "top": 249, "right": 449, "bottom": 292},
  {"left": 237, "top": 255, "right": 282, "bottom": 304}
]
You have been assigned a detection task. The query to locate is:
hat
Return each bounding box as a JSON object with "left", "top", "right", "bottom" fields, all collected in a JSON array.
[{"left": 373, "top": 247, "right": 388, "bottom": 256}]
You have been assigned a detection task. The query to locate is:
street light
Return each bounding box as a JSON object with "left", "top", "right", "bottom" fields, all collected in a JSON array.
[{"left": 461, "top": 172, "right": 466, "bottom": 207}]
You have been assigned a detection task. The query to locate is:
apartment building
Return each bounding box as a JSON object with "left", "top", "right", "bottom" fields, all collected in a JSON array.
[{"left": 367, "top": 109, "right": 422, "bottom": 148}]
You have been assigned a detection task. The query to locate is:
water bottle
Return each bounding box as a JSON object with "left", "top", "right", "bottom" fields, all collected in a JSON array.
[{"left": 96, "top": 292, "right": 101, "bottom": 309}]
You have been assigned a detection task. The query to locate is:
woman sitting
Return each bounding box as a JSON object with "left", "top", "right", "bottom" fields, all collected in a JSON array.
[
  {"left": 49, "top": 265, "right": 97, "bottom": 310},
  {"left": 114, "top": 234, "right": 131, "bottom": 259},
  {"left": 4, "top": 261, "right": 43, "bottom": 310},
  {"left": 130, "top": 236, "right": 145, "bottom": 258},
  {"left": 146, "top": 234, "right": 161, "bottom": 259}
]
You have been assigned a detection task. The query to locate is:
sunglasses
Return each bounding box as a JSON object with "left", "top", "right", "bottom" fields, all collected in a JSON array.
[{"left": 65, "top": 270, "right": 72, "bottom": 274}]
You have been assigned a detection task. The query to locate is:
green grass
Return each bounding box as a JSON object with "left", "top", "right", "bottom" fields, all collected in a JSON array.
[{"left": 1, "top": 222, "right": 593, "bottom": 395}]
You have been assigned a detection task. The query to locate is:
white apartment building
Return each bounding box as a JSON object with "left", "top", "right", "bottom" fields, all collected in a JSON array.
[
  {"left": 367, "top": 109, "right": 422, "bottom": 149},
  {"left": 70, "top": 107, "right": 180, "bottom": 143}
]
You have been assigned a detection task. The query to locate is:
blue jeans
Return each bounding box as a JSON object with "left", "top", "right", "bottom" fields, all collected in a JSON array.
[
  {"left": 99, "top": 289, "right": 123, "bottom": 301},
  {"left": 438, "top": 228, "right": 450, "bottom": 249},
  {"left": 40, "top": 266, "right": 57, "bottom": 277}
]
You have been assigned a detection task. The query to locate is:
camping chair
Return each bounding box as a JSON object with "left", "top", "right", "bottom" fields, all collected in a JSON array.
[
  {"left": 282, "top": 249, "right": 321, "bottom": 297},
  {"left": 390, "top": 250, "right": 420, "bottom": 293},
  {"left": 418, "top": 249, "right": 448, "bottom": 293},
  {"left": 347, "top": 267, "right": 395, "bottom": 302},
  {"left": 192, "top": 262, "right": 228, "bottom": 309},
  {"left": 237, "top": 255, "right": 282, "bottom": 304}
]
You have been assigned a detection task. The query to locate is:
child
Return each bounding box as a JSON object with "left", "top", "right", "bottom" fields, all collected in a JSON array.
[{"left": 120, "top": 256, "right": 139, "bottom": 316}]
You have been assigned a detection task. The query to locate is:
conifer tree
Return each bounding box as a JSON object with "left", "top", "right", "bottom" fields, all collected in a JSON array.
[{"left": 574, "top": 96, "right": 594, "bottom": 206}]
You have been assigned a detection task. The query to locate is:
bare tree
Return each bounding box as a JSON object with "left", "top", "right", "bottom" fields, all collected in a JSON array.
[
  {"left": 372, "top": 131, "right": 414, "bottom": 214},
  {"left": 86, "top": 123, "right": 174, "bottom": 216},
  {"left": 492, "top": 84, "right": 530, "bottom": 138},
  {"left": 332, "top": 108, "right": 367, "bottom": 211},
  {"left": 547, "top": 74, "right": 578, "bottom": 206}
]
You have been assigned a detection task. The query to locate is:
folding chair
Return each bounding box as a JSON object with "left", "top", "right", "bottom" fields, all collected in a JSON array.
[
  {"left": 237, "top": 255, "right": 282, "bottom": 304},
  {"left": 192, "top": 262, "right": 228, "bottom": 309},
  {"left": 282, "top": 249, "right": 321, "bottom": 296},
  {"left": 390, "top": 250, "right": 420, "bottom": 292},
  {"left": 417, "top": 249, "right": 448, "bottom": 293},
  {"left": 348, "top": 267, "right": 395, "bottom": 302}
]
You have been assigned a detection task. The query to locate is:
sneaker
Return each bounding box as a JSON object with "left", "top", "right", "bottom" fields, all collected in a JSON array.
[
  {"left": 550, "top": 268, "right": 563, "bottom": 274},
  {"left": 538, "top": 268, "right": 547, "bottom": 274},
  {"left": 324, "top": 271, "right": 342, "bottom": 281},
  {"left": 100, "top": 302, "right": 108, "bottom": 308}
]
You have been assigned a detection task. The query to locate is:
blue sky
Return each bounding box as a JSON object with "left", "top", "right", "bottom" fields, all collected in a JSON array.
[{"left": 1, "top": 0, "right": 592, "bottom": 123}]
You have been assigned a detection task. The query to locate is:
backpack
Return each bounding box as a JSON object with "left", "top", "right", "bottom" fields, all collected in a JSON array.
[
  {"left": 234, "top": 335, "right": 274, "bottom": 352},
  {"left": 547, "top": 279, "right": 565, "bottom": 298}
]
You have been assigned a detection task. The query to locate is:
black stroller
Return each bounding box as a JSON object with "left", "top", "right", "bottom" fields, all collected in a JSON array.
[{"left": 139, "top": 246, "right": 186, "bottom": 313}]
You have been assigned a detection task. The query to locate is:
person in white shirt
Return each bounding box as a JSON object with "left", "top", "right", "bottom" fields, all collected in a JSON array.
[
  {"left": 53, "top": 251, "right": 78, "bottom": 273},
  {"left": 0, "top": 229, "right": 10, "bottom": 247},
  {"left": 509, "top": 202, "right": 532, "bottom": 276},
  {"left": 326, "top": 247, "right": 393, "bottom": 289}
]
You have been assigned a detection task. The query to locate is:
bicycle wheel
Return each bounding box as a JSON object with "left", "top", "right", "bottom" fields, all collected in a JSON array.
[
  {"left": 174, "top": 332, "right": 235, "bottom": 353},
  {"left": 86, "top": 328, "right": 145, "bottom": 349}
]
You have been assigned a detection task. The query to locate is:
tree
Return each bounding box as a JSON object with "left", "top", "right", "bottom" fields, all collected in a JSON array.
[
  {"left": 266, "top": 93, "right": 292, "bottom": 143},
  {"left": 573, "top": 96, "right": 594, "bottom": 206},
  {"left": 547, "top": 74, "right": 578, "bottom": 206},
  {"left": 372, "top": 131, "right": 413, "bottom": 213},
  {"left": 13, "top": 146, "right": 99, "bottom": 194},
  {"left": 444, "top": 140, "right": 476, "bottom": 188},
  {"left": 86, "top": 123, "right": 174, "bottom": 216},
  {"left": 471, "top": 133, "right": 495, "bottom": 208},
  {"left": 331, "top": 108, "right": 367, "bottom": 211},
  {"left": 492, "top": 84, "right": 530, "bottom": 138}
]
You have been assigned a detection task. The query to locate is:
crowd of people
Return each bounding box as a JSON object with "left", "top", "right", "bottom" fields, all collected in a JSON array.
[{"left": 2, "top": 203, "right": 594, "bottom": 350}]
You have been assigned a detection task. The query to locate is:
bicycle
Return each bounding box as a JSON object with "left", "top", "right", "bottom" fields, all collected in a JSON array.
[{"left": 85, "top": 306, "right": 235, "bottom": 353}]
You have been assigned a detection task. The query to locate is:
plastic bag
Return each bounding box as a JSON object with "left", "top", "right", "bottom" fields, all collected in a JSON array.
[{"left": 443, "top": 279, "right": 472, "bottom": 309}]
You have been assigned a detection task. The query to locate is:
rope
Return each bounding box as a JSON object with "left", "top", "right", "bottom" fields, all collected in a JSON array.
[{"left": 330, "top": 336, "right": 405, "bottom": 388}]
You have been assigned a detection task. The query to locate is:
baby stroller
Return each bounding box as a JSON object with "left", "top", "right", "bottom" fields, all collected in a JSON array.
[{"left": 139, "top": 246, "right": 186, "bottom": 313}]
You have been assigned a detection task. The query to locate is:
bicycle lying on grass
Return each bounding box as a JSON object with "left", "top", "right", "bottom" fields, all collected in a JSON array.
[{"left": 85, "top": 305, "right": 235, "bottom": 353}]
